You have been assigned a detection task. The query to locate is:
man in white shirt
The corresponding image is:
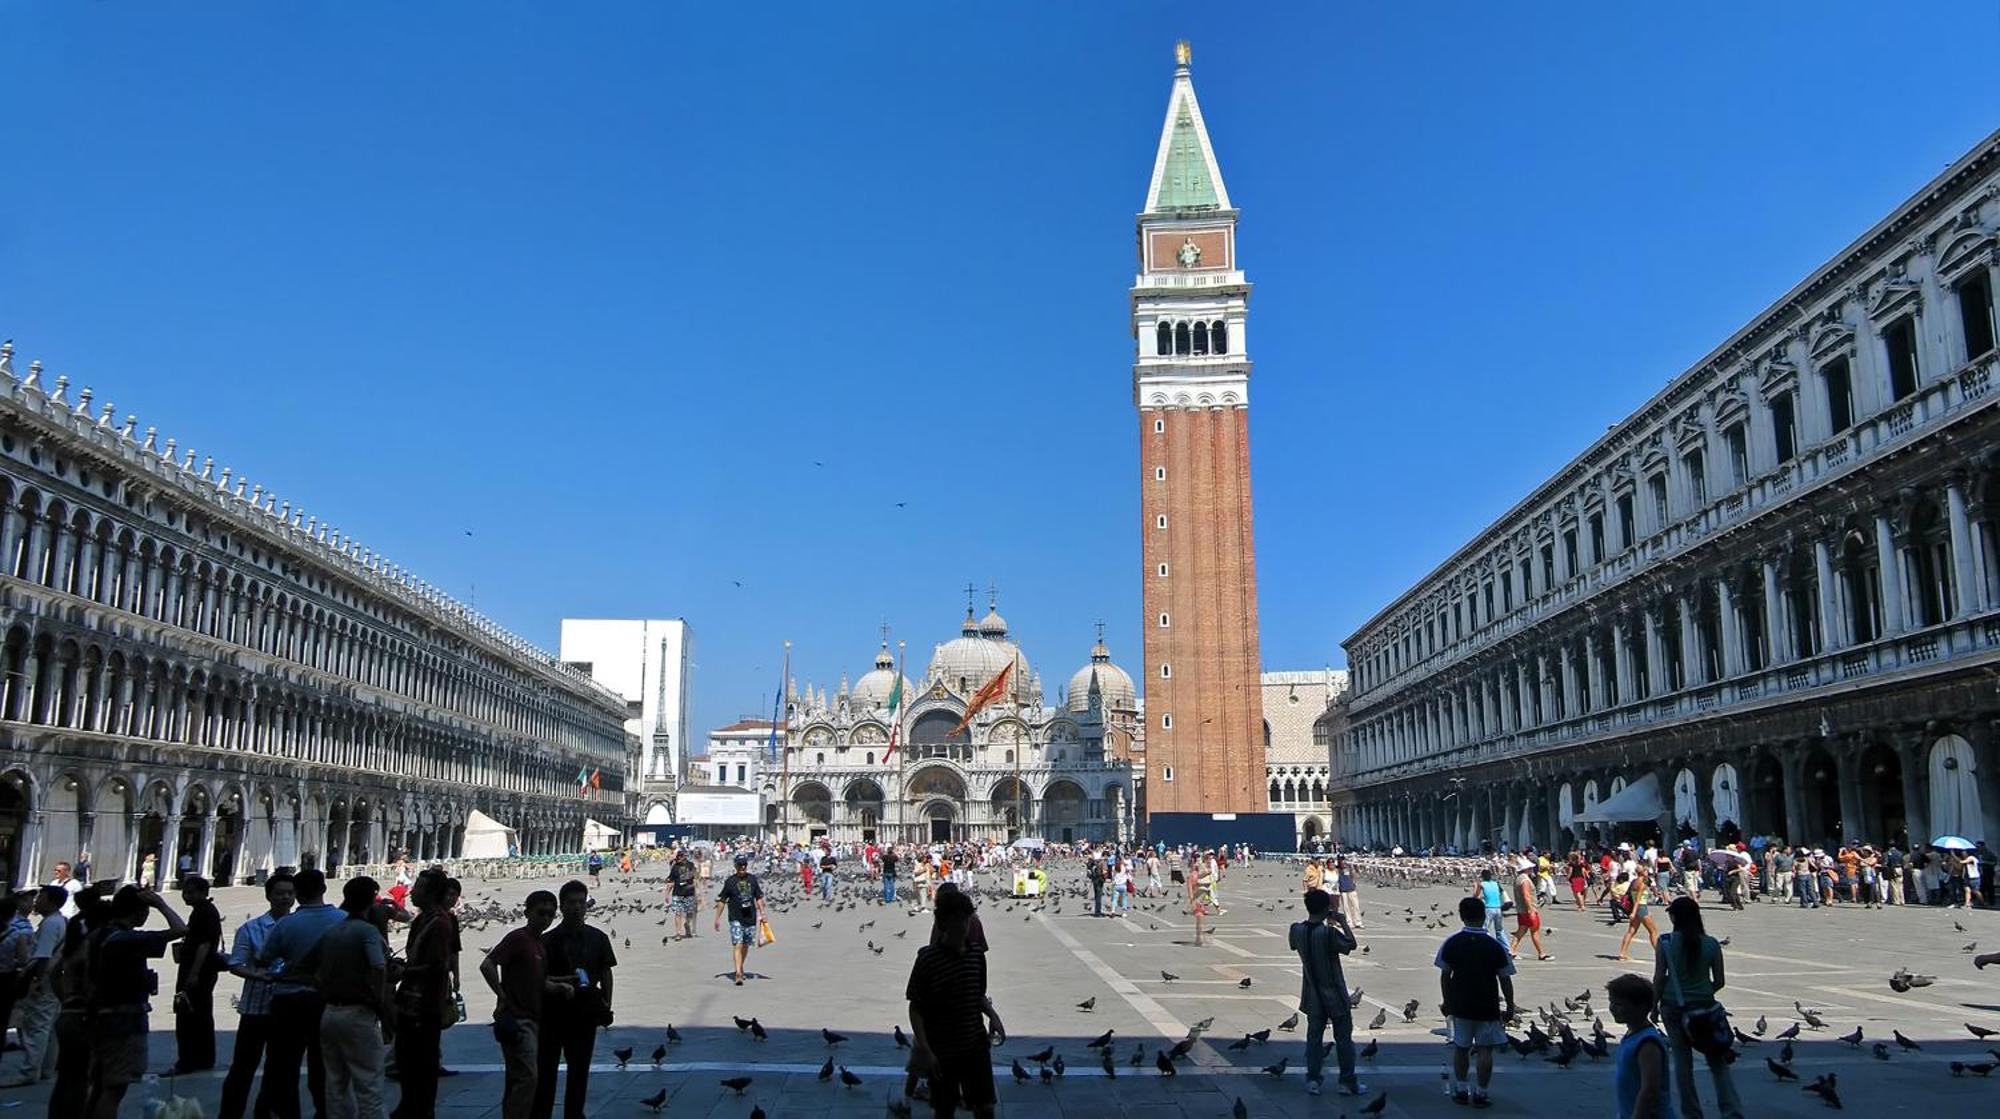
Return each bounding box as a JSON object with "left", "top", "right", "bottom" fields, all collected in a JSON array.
[
  {"left": 46, "top": 863, "right": 83, "bottom": 920},
  {"left": 0, "top": 886, "right": 67, "bottom": 1087}
]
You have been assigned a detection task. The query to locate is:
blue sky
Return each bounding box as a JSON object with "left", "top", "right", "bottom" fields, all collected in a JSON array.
[{"left": 4, "top": 4, "right": 1997, "bottom": 742}]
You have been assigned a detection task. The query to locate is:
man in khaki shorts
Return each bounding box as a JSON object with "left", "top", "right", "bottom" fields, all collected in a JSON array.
[{"left": 1435, "top": 896, "right": 1516, "bottom": 1109}]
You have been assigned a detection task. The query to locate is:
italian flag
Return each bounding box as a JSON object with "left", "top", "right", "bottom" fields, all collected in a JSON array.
[{"left": 883, "top": 675, "right": 904, "bottom": 761}]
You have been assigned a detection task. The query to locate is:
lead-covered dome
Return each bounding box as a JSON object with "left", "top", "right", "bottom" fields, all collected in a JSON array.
[
  {"left": 927, "top": 605, "right": 1031, "bottom": 698},
  {"left": 1067, "top": 637, "right": 1138, "bottom": 713},
  {"left": 852, "top": 642, "right": 916, "bottom": 709}
]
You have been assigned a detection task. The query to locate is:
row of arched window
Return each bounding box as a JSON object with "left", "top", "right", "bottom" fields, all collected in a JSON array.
[
  {"left": 0, "top": 621, "right": 610, "bottom": 799},
  {"left": 1155, "top": 319, "right": 1229, "bottom": 357},
  {"left": 0, "top": 472, "right": 626, "bottom": 761},
  {"left": 1269, "top": 776, "right": 1328, "bottom": 806}
]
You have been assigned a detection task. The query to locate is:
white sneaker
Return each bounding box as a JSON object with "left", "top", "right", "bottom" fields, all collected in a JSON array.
[{"left": 1305, "top": 1079, "right": 1322, "bottom": 1096}]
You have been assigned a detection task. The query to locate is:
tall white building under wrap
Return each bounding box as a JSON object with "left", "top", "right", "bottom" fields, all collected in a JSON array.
[{"left": 559, "top": 619, "right": 692, "bottom": 821}]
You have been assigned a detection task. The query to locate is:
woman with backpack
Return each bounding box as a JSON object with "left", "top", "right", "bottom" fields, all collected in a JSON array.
[{"left": 1651, "top": 898, "right": 1743, "bottom": 1119}]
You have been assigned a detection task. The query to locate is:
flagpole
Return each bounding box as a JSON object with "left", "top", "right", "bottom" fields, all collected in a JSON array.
[
  {"left": 895, "top": 639, "right": 907, "bottom": 849},
  {"left": 779, "top": 640, "right": 791, "bottom": 847},
  {"left": 1012, "top": 647, "right": 1023, "bottom": 843}
]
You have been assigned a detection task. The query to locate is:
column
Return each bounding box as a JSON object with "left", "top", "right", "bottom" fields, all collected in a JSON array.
[
  {"left": 1679, "top": 593, "right": 1704, "bottom": 685},
  {"left": 1716, "top": 579, "right": 1743, "bottom": 678},
  {"left": 198, "top": 813, "right": 217, "bottom": 881},
  {"left": 1612, "top": 620, "right": 1632, "bottom": 703},
  {"left": 74, "top": 531, "right": 98, "bottom": 600},
  {"left": 1536, "top": 654, "right": 1553, "bottom": 724},
  {"left": 1644, "top": 609, "right": 1664, "bottom": 697},
  {"left": 122, "top": 813, "right": 144, "bottom": 884},
  {"left": 1835, "top": 749, "right": 1863, "bottom": 846},
  {"left": 1814, "top": 538, "right": 1842, "bottom": 650},
  {"left": 1876, "top": 513, "right": 1907, "bottom": 635},
  {"left": 1948, "top": 481, "right": 1981, "bottom": 617},
  {"left": 1559, "top": 644, "right": 1578, "bottom": 718},
  {"left": 158, "top": 812, "right": 183, "bottom": 887},
  {"left": 1898, "top": 738, "right": 1929, "bottom": 852},
  {"left": 1781, "top": 755, "right": 1807, "bottom": 846},
  {"left": 1585, "top": 632, "right": 1605, "bottom": 711},
  {"left": 1762, "top": 558, "right": 1787, "bottom": 663}
]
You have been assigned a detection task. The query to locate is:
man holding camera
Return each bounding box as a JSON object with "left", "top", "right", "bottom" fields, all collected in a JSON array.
[
  {"left": 533, "top": 880, "right": 616, "bottom": 1119},
  {"left": 85, "top": 886, "right": 189, "bottom": 1119}
]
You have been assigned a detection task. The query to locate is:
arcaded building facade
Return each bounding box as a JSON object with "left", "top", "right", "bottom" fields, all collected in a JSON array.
[
  {"left": 0, "top": 347, "right": 632, "bottom": 887},
  {"left": 1134, "top": 43, "right": 1267, "bottom": 817},
  {"left": 1336, "top": 130, "right": 2000, "bottom": 855}
]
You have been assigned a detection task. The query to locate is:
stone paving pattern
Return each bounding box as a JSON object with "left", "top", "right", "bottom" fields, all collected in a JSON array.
[{"left": 4, "top": 858, "right": 1999, "bottom": 1116}]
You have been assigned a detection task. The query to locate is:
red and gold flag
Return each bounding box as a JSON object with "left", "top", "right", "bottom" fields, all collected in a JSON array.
[{"left": 947, "top": 661, "right": 1013, "bottom": 738}]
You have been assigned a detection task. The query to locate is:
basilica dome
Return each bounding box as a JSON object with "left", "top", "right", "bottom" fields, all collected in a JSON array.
[
  {"left": 851, "top": 642, "right": 916, "bottom": 710},
  {"left": 927, "top": 606, "right": 1031, "bottom": 698},
  {"left": 1067, "top": 636, "right": 1138, "bottom": 713}
]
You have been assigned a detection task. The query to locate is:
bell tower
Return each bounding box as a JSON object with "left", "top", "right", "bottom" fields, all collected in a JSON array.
[{"left": 1134, "top": 41, "right": 1265, "bottom": 818}]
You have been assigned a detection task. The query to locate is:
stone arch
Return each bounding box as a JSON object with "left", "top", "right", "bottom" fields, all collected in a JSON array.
[
  {"left": 1928, "top": 734, "right": 1982, "bottom": 839},
  {"left": 1041, "top": 778, "right": 1088, "bottom": 837},
  {"left": 40, "top": 771, "right": 89, "bottom": 877},
  {"left": 991, "top": 778, "right": 1032, "bottom": 835},
  {"left": 1672, "top": 767, "right": 1700, "bottom": 835},
  {"left": 1709, "top": 763, "right": 1741, "bottom": 834},
  {"left": 92, "top": 774, "right": 136, "bottom": 883},
  {"left": 905, "top": 765, "right": 967, "bottom": 803},
  {"left": 0, "top": 768, "right": 35, "bottom": 889},
  {"left": 791, "top": 781, "right": 833, "bottom": 825}
]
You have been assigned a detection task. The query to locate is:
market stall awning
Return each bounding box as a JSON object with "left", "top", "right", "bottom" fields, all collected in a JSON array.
[{"left": 1572, "top": 774, "right": 1665, "bottom": 824}]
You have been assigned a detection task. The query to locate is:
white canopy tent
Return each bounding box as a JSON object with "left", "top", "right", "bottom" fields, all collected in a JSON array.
[
  {"left": 582, "top": 818, "right": 621, "bottom": 851},
  {"left": 1572, "top": 773, "right": 1665, "bottom": 825},
  {"left": 461, "top": 809, "right": 518, "bottom": 859}
]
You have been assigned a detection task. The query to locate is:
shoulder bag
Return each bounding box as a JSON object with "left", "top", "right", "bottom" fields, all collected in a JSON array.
[{"left": 1664, "top": 934, "right": 1731, "bottom": 1057}]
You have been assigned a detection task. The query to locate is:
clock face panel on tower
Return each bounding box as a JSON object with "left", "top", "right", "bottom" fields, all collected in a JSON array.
[{"left": 1145, "top": 228, "right": 1231, "bottom": 273}]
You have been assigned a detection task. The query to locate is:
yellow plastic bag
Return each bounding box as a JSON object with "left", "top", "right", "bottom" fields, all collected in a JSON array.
[{"left": 759, "top": 919, "right": 777, "bottom": 946}]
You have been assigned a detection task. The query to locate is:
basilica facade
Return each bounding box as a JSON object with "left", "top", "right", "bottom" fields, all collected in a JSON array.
[
  {"left": 0, "top": 345, "right": 632, "bottom": 888},
  {"left": 774, "top": 603, "right": 1140, "bottom": 845}
]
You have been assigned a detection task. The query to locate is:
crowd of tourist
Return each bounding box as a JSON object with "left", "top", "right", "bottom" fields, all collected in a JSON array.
[
  {"left": 0, "top": 824, "right": 1986, "bottom": 1119},
  {"left": 0, "top": 834, "right": 1272, "bottom": 1119}
]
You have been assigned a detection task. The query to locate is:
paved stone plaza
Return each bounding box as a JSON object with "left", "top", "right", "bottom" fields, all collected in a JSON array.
[{"left": 7, "top": 859, "right": 2000, "bottom": 1117}]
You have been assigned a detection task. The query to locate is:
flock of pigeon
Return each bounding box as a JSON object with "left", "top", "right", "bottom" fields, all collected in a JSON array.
[{"left": 452, "top": 860, "right": 1993, "bottom": 1116}]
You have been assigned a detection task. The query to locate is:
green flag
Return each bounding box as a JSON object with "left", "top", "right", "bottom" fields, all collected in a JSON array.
[{"left": 885, "top": 674, "right": 904, "bottom": 761}]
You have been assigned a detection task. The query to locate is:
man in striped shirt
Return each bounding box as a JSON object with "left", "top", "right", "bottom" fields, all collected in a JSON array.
[
  {"left": 906, "top": 889, "right": 1002, "bottom": 1118},
  {"left": 218, "top": 873, "right": 295, "bottom": 1119}
]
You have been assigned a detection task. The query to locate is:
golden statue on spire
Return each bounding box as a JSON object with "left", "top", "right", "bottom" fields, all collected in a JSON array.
[{"left": 1175, "top": 40, "right": 1191, "bottom": 67}]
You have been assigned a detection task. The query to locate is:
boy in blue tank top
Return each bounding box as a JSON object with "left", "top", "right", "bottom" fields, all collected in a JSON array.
[{"left": 1607, "top": 974, "right": 1677, "bottom": 1119}]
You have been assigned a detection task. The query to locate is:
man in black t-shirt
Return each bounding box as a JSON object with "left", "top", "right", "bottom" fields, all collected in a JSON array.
[
  {"left": 713, "top": 854, "right": 765, "bottom": 986},
  {"left": 167, "top": 875, "right": 224, "bottom": 1075},
  {"left": 818, "top": 848, "right": 838, "bottom": 901},
  {"left": 1434, "top": 896, "right": 1516, "bottom": 1108},
  {"left": 535, "top": 880, "right": 616, "bottom": 1119},
  {"left": 667, "top": 852, "right": 699, "bottom": 940},
  {"left": 881, "top": 846, "right": 901, "bottom": 905}
]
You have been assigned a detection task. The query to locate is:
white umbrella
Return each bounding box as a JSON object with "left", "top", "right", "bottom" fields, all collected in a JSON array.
[{"left": 1931, "top": 835, "right": 1975, "bottom": 851}]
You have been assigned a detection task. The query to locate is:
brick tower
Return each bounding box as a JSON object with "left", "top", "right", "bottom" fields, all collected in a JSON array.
[{"left": 1134, "top": 41, "right": 1265, "bottom": 817}]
